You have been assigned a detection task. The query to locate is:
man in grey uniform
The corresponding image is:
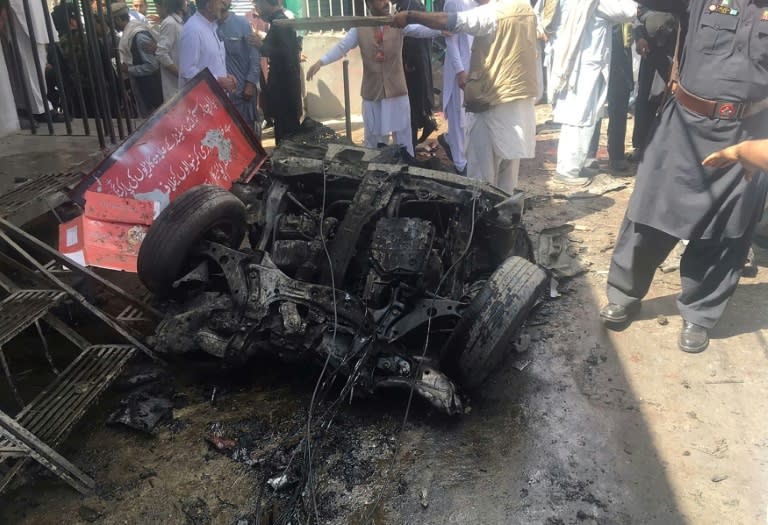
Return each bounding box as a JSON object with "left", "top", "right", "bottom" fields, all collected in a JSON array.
[{"left": 601, "top": 0, "right": 768, "bottom": 353}]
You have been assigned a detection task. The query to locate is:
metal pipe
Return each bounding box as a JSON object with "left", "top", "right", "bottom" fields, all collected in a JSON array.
[
  {"left": 342, "top": 58, "right": 352, "bottom": 142},
  {"left": 18, "top": 0, "right": 54, "bottom": 133},
  {"left": 0, "top": 228, "right": 160, "bottom": 362},
  {"left": 103, "top": 0, "right": 127, "bottom": 139},
  {"left": 93, "top": 0, "right": 116, "bottom": 143},
  {"left": 60, "top": 0, "right": 90, "bottom": 135},
  {"left": 4, "top": 7, "right": 37, "bottom": 134},
  {"left": 40, "top": 0, "right": 73, "bottom": 134},
  {"left": 76, "top": 0, "right": 106, "bottom": 148}
]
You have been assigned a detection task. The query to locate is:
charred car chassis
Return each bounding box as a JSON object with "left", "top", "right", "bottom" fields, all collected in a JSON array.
[{"left": 137, "top": 143, "right": 548, "bottom": 414}]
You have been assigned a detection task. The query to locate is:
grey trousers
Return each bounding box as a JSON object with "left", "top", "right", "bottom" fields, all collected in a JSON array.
[{"left": 606, "top": 217, "right": 753, "bottom": 328}]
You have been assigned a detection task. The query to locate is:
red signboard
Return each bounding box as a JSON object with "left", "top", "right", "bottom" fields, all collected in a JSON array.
[
  {"left": 72, "top": 69, "right": 267, "bottom": 205},
  {"left": 64, "top": 69, "right": 267, "bottom": 272}
]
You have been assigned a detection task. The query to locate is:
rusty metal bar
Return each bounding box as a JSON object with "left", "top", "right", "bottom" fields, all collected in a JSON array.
[
  {"left": 39, "top": 0, "right": 73, "bottom": 135},
  {"left": 0, "top": 410, "right": 95, "bottom": 494},
  {"left": 92, "top": 0, "right": 116, "bottom": 144},
  {"left": 0, "top": 228, "right": 160, "bottom": 361},
  {"left": 60, "top": 0, "right": 90, "bottom": 135},
  {"left": 34, "top": 320, "right": 60, "bottom": 375},
  {"left": 18, "top": 0, "right": 53, "bottom": 134},
  {"left": 343, "top": 58, "right": 352, "bottom": 141},
  {"left": 73, "top": 0, "right": 105, "bottom": 148},
  {"left": 103, "top": 0, "right": 131, "bottom": 139},
  {"left": 4, "top": 6, "right": 37, "bottom": 134},
  {"left": 0, "top": 217, "right": 163, "bottom": 319},
  {"left": 0, "top": 347, "right": 24, "bottom": 407}
]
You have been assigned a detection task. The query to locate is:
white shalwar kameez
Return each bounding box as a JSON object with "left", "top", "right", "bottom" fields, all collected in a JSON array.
[
  {"left": 454, "top": 2, "right": 536, "bottom": 194},
  {"left": 551, "top": 0, "right": 635, "bottom": 178},
  {"left": 319, "top": 25, "right": 439, "bottom": 157},
  {"left": 442, "top": 0, "right": 474, "bottom": 171},
  {"left": 9, "top": 0, "right": 55, "bottom": 115},
  {"left": 0, "top": 44, "right": 20, "bottom": 136}
]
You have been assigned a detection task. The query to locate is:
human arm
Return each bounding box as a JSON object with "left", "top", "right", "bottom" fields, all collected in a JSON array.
[
  {"left": 392, "top": 4, "right": 496, "bottom": 37},
  {"left": 442, "top": 0, "right": 467, "bottom": 87},
  {"left": 401, "top": 23, "right": 442, "bottom": 38},
  {"left": 244, "top": 21, "right": 261, "bottom": 100},
  {"left": 156, "top": 18, "right": 180, "bottom": 76},
  {"left": 306, "top": 28, "right": 358, "bottom": 80},
  {"left": 702, "top": 140, "right": 768, "bottom": 179},
  {"left": 178, "top": 26, "right": 201, "bottom": 83},
  {"left": 128, "top": 32, "right": 160, "bottom": 76}
]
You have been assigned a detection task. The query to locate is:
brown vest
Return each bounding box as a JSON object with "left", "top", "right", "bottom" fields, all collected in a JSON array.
[
  {"left": 357, "top": 26, "right": 408, "bottom": 101},
  {"left": 464, "top": 1, "right": 539, "bottom": 113}
]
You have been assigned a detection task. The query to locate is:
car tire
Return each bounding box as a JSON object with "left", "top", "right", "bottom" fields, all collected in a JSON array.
[
  {"left": 137, "top": 185, "right": 247, "bottom": 296},
  {"left": 443, "top": 256, "right": 548, "bottom": 390}
]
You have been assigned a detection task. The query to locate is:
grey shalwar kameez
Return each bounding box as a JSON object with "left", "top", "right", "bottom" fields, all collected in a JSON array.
[
  {"left": 218, "top": 13, "right": 261, "bottom": 132},
  {"left": 607, "top": 0, "right": 768, "bottom": 328}
]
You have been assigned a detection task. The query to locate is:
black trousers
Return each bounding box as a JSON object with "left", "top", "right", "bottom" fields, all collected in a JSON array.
[
  {"left": 606, "top": 217, "right": 753, "bottom": 328},
  {"left": 589, "top": 42, "right": 633, "bottom": 161}
]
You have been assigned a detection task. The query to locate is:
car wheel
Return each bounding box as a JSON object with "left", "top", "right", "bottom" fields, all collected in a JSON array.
[
  {"left": 442, "top": 256, "right": 548, "bottom": 390},
  {"left": 137, "top": 185, "right": 247, "bottom": 296}
]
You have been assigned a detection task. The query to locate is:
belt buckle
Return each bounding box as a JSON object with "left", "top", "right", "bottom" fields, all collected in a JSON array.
[{"left": 713, "top": 101, "right": 744, "bottom": 120}]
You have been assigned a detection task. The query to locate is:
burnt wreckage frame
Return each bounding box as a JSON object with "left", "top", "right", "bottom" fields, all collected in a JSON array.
[{"left": 137, "top": 142, "right": 548, "bottom": 414}]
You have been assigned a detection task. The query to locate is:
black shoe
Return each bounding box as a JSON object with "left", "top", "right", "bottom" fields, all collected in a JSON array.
[
  {"left": 33, "top": 112, "right": 65, "bottom": 123},
  {"left": 678, "top": 321, "right": 709, "bottom": 353},
  {"left": 417, "top": 117, "right": 437, "bottom": 144},
  {"left": 437, "top": 133, "right": 453, "bottom": 162},
  {"left": 599, "top": 302, "right": 639, "bottom": 324}
]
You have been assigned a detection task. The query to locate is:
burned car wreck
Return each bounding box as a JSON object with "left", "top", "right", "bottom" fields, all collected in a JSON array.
[{"left": 137, "top": 142, "right": 548, "bottom": 414}]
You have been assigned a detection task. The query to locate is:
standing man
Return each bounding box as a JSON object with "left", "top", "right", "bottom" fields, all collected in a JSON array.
[
  {"left": 219, "top": 0, "right": 261, "bottom": 133},
  {"left": 114, "top": 2, "right": 163, "bottom": 117},
  {"left": 601, "top": 0, "right": 768, "bottom": 353},
  {"left": 549, "top": 0, "right": 637, "bottom": 185},
  {"left": 8, "top": 0, "right": 58, "bottom": 122},
  {"left": 392, "top": 0, "right": 539, "bottom": 194},
  {"left": 251, "top": 0, "right": 302, "bottom": 144},
  {"left": 306, "top": 0, "right": 439, "bottom": 157},
  {"left": 178, "top": 0, "right": 237, "bottom": 93},
  {"left": 156, "top": 0, "right": 186, "bottom": 101},
  {"left": 438, "top": 0, "right": 474, "bottom": 175},
  {"left": 395, "top": 0, "right": 438, "bottom": 148}
]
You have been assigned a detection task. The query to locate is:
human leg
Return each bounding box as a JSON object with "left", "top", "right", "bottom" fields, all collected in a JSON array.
[
  {"left": 677, "top": 235, "right": 753, "bottom": 329},
  {"left": 606, "top": 217, "right": 679, "bottom": 308},
  {"left": 496, "top": 158, "right": 520, "bottom": 194},
  {"left": 465, "top": 115, "right": 495, "bottom": 186},
  {"left": 445, "top": 91, "right": 467, "bottom": 171},
  {"left": 556, "top": 122, "right": 598, "bottom": 179}
]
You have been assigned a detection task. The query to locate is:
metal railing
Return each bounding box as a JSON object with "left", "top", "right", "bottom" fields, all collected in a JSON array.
[{"left": 3, "top": 0, "right": 136, "bottom": 148}]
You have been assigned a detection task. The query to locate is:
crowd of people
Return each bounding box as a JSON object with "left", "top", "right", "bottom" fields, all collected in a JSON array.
[{"left": 0, "top": 0, "right": 288, "bottom": 133}]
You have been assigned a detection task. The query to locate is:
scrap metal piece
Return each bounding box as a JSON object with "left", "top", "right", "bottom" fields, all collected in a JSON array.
[
  {"left": 321, "top": 169, "right": 399, "bottom": 286},
  {"left": 272, "top": 15, "right": 394, "bottom": 31},
  {"left": 536, "top": 225, "right": 585, "bottom": 278}
]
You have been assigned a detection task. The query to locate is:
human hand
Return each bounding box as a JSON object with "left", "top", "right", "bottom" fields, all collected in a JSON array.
[
  {"left": 119, "top": 62, "right": 129, "bottom": 74},
  {"left": 702, "top": 144, "right": 758, "bottom": 181},
  {"left": 142, "top": 39, "right": 157, "bottom": 54},
  {"left": 218, "top": 75, "right": 237, "bottom": 93},
  {"left": 391, "top": 11, "right": 408, "bottom": 28},
  {"left": 635, "top": 38, "right": 649, "bottom": 56},
  {"left": 306, "top": 60, "right": 322, "bottom": 81},
  {"left": 247, "top": 32, "right": 263, "bottom": 47},
  {"left": 243, "top": 81, "right": 255, "bottom": 100},
  {"left": 457, "top": 70, "right": 467, "bottom": 89}
]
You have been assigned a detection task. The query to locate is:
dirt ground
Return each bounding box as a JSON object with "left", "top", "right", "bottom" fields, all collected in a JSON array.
[{"left": 1, "top": 107, "right": 767, "bottom": 525}]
